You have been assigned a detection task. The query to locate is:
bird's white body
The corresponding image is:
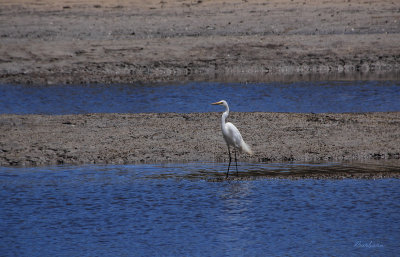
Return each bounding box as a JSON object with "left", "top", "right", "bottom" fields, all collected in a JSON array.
[
  {"left": 222, "top": 122, "right": 242, "bottom": 149},
  {"left": 217, "top": 100, "right": 253, "bottom": 155},
  {"left": 212, "top": 100, "right": 252, "bottom": 177}
]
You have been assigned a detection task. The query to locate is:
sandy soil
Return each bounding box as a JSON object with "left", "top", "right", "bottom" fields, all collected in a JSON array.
[
  {"left": 1, "top": 112, "right": 399, "bottom": 168},
  {"left": 1, "top": 0, "right": 400, "bottom": 84}
]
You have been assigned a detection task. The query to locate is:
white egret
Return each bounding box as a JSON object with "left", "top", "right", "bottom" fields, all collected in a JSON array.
[{"left": 211, "top": 100, "right": 253, "bottom": 178}]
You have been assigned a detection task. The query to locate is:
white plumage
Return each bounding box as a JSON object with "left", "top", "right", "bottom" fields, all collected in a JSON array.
[
  {"left": 212, "top": 100, "right": 252, "bottom": 177},
  {"left": 222, "top": 122, "right": 252, "bottom": 155}
]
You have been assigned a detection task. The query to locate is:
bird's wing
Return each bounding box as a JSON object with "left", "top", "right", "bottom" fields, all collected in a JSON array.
[{"left": 224, "top": 122, "right": 243, "bottom": 148}]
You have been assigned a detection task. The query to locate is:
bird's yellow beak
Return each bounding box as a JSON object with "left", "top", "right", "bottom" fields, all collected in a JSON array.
[{"left": 211, "top": 101, "right": 222, "bottom": 105}]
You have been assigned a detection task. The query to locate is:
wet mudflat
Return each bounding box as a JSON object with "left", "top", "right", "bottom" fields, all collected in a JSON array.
[
  {"left": 1, "top": 163, "right": 399, "bottom": 256},
  {"left": 1, "top": 111, "right": 400, "bottom": 167}
]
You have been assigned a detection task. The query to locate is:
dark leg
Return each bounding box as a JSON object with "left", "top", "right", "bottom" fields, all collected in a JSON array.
[
  {"left": 226, "top": 145, "right": 231, "bottom": 178},
  {"left": 234, "top": 149, "right": 238, "bottom": 176}
]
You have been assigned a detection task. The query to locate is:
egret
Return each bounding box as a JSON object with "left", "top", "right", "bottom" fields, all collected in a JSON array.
[{"left": 211, "top": 100, "right": 253, "bottom": 178}]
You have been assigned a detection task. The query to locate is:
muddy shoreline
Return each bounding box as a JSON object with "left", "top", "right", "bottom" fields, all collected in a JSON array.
[
  {"left": 1, "top": 1, "right": 400, "bottom": 178},
  {"left": 1, "top": 112, "right": 400, "bottom": 178},
  {"left": 1, "top": 0, "right": 400, "bottom": 84},
  {"left": 1, "top": 112, "right": 399, "bottom": 166}
]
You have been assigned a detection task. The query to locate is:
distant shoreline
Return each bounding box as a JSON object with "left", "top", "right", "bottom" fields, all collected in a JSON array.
[{"left": 1, "top": 0, "right": 399, "bottom": 85}]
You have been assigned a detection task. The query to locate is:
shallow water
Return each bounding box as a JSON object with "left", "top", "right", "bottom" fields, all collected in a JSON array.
[
  {"left": 1, "top": 80, "right": 399, "bottom": 114},
  {"left": 1, "top": 163, "right": 399, "bottom": 256}
]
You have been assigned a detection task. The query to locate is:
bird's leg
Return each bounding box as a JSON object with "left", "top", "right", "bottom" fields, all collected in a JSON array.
[
  {"left": 234, "top": 149, "right": 238, "bottom": 176},
  {"left": 226, "top": 145, "right": 231, "bottom": 178}
]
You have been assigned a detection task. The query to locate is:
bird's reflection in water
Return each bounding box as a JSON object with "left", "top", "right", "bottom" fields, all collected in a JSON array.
[{"left": 217, "top": 181, "right": 258, "bottom": 251}]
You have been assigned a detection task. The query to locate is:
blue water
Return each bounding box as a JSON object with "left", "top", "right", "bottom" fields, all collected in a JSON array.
[
  {"left": 1, "top": 80, "right": 399, "bottom": 114},
  {"left": 1, "top": 163, "right": 399, "bottom": 256}
]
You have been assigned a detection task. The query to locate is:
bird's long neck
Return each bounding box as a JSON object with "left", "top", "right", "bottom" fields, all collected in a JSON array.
[{"left": 221, "top": 104, "right": 229, "bottom": 128}]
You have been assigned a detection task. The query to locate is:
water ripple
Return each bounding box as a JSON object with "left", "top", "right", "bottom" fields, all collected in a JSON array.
[
  {"left": 1, "top": 80, "right": 399, "bottom": 114},
  {"left": 0, "top": 162, "right": 399, "bottom": 256}
]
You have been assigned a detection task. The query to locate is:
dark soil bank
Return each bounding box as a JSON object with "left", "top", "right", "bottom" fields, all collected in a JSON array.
[{"left": 1, "top": 0, "right": 400, "bottom": 84}]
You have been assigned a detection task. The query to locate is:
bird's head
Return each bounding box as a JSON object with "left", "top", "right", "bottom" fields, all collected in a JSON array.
[{"left": 211, "top": 100, "right": 228, "bottom": 106}]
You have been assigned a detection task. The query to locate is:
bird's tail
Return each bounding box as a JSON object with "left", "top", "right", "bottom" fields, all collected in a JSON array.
[{"left": 241, "top": 141, "right": 253, "bottom": 155}]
